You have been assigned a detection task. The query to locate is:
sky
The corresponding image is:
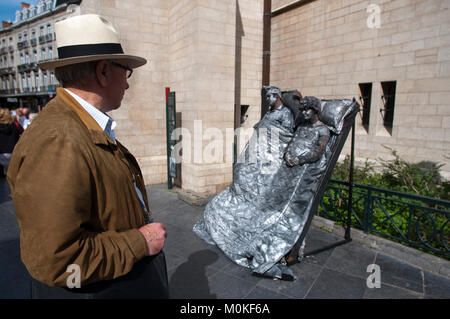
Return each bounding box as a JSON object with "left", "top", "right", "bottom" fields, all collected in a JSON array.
[{"left": 0, "top": 0, "right": 39, "bottom": 23}]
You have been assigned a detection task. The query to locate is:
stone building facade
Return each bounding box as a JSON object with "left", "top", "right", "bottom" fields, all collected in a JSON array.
[
  {"left": 270, "top": 0, "right": 450, "bottom": 179},
  {"left": 2, "top": 0, "right": 448, "bottom": 194},
  {"left": 80, "top": 0, "right": 450, "bottom": 191},
  {"left": 77, "top": 0, "right": 264, "bottom": 193},
  {"left": 0, "top": 0, "right": 80, "bottom": 110}
]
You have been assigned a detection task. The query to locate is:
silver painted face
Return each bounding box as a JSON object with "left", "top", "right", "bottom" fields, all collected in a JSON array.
[
  {"left": 303, "top": 108, "right": 316, "bottom": 123},
  {"left": 266, "top": 92, "right": 278, "bottom": 107}
]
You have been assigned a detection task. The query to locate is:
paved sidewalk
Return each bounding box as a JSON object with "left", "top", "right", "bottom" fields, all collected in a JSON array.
[{"left": 1, "top": 178, "right": 449, "bottom": 299}]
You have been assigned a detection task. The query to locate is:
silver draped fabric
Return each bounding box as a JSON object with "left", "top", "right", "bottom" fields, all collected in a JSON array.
[{"left": 193, "top": 98, "right": 358, "bottom": 279}]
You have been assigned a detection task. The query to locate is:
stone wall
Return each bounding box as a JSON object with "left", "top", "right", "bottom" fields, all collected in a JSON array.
[
  {"left": 71, "top": 0, "right": 450, "bottom": 192},
  {"left": 79, "top": 0, "right": 263, "bottom": 194},
  {"left": 167, "top": 0, "right": 263, "bottom": 195},
  {"left": 270, "top": 0, "right": 450, "bottom": 178}
]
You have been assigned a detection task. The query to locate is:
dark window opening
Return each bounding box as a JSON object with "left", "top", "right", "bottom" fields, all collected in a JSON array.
[
  {"left": 240, "top": 105, "right": 249, "bottom": 125},
  {"left": 359, "top": 83, "right": 372, "bottom": 133},
  {"left": 381, "top": 81, "right": 396, "bottom": 135}
]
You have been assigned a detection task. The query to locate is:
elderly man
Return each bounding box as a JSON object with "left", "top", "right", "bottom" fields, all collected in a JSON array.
[
  {"left": 7, "top": 14, "right": 168, "bottom": 299},
  {"left": 259, "top": 86, "right": 295, "bottom": 132}
]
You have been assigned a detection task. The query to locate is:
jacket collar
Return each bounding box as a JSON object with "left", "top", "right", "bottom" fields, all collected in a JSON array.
[{"left": 56, "top": 87, "right": 115, "bottom": 147}]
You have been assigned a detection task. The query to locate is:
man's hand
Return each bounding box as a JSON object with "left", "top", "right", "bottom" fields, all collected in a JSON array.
[{"left": 138, "top": 223, "right": 167, "bottom": 256}]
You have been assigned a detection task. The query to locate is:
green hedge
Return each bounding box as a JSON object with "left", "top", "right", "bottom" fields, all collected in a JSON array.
[{"left": 320, "top": 149, "right": 450, "bottom": 259}]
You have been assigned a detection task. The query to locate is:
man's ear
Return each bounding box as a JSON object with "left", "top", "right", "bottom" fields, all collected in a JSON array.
[{"left": 95, "top": 60, "right": 110, "bottom": 88}]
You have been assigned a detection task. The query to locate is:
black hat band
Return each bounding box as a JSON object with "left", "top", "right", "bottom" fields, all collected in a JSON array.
[{"left": 57, "top": 43, "right": 124, "bottom": 59}]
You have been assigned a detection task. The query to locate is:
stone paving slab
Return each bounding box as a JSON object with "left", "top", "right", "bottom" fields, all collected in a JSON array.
[
  {"left": 1, "top": 179, "right": 450, "bottom": 299},
  {"left": 373, "top": 254, "right": 424, "bottom": 293},
  {"left": 148, "top": 184, "right": 450, "bottom": 299}
]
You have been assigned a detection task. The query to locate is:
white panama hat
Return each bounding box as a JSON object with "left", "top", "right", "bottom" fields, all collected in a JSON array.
[{"left": 38, "top": 14, "right": 147, "bottom": 70}]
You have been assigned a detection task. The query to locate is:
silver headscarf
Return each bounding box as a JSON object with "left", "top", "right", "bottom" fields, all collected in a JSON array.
[{"left": 263, "top": 86, "right": 282, "bottom": 98}]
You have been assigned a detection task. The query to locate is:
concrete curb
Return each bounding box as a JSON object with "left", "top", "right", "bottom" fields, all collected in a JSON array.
[
  {"left": 177, "top": 188, "right": 213, "bottom": 206},
  {"left": 311, "top": 215, "right": 450, "bottom": 279}
]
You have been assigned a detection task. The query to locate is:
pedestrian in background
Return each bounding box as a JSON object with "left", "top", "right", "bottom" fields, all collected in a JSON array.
[
  {"left": 18, "top": 107, "right": 31, "bottom": 130},
  {"left": 0, "top": 109, "right": 21, "bottom": 177},
  {"left": 12, "top": 108, "right": 24, "bottom": 137}
]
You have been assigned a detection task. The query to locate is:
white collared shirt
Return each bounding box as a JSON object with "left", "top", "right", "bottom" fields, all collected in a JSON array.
[{"left": 64, "top": 88, "right": 117, "bottom": 143}]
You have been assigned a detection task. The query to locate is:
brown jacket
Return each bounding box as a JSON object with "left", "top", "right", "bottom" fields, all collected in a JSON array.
[{"left": 7, "top": 88, "right": 149, "bottom": 287}]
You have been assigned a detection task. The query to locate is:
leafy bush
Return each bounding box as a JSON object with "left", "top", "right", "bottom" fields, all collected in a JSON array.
[
  {"left": 331, "top": 147, "right": 449, "bottom": 201},
  {"left": 320, "top": 149, "right": 450, "bottom": 259}
]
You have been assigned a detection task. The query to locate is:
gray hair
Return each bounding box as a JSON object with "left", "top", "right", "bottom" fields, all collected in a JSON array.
[
  {"left": 54, "top": 61, "right": 99, "bottom": 88},
  {"left": 300, "top": 96, "right": 321, "bottom": 113}
]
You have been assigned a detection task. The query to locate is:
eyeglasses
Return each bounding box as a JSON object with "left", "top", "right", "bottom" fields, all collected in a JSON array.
[{"left": 110, "top": 61, "right": 133, "bottom": 79}]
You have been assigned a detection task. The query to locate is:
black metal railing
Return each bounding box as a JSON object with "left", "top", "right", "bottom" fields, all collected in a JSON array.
[
  {"left": 17, "top": 63, "right": 35, "bottom": 72},
  {"left": 39, "top": 84, "right": 58, "bottom": 92},
  {"left": 38, "top": 33, "right": 54, "bottom": 44},
  {"left": 0, "top": 67, "right": 15, "bottom": 75},
  {"left": 17, "top": 40, "right": 29, "bottom": 50},
  {"left": 319, "top": 180, "right": 450, "bottom": 259},
  {"left": 0, "top": 88, "right": 19, "bottom": 94}
]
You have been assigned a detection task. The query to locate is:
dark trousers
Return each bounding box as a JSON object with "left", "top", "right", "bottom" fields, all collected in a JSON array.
[{"left": 31, "top": 252, "right": 169, "bottom": 299}]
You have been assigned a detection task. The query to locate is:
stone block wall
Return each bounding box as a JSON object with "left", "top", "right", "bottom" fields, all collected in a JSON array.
[
  {"left": 79, "top": 0, "right": 263, "bottom": 194},
  {"left": 270, "top": 0, "right": 450, "bottom": 178}
]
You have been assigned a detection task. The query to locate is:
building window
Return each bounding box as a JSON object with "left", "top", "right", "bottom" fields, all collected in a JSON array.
[
  {"left": 40, "top": 26, "right": 45, "bottom": 37},
  {"left": 47, "top": 24, "right": 52, "bottom": 35},
  {"left": 22, "top": 7, "right": 29, "bottom": 20},
  {"left": 35, "top": 72, "right": 40, "bottom": 90},
  {"left": 381, "top": 81, "right": 397, "bottom": 134},
  {"left": 50, "top": 72, "right": 55, "bottom": 85},
  {"left": 20, "top": 53, "right": 24, "bottom": 64},
  {"left": 38, "top": 1, "right": 44, "bottom": 14},
  {"left": 25, "top": 51, "right": 30, "bottom": 64},
  {"left": 43, "top": 72, "right": 48, "bottom": 86},
  {"left": 15, "top": 11, "right": 22, "bottom": 23},
  {"left": 45, "top": 0, "right": 53, "bottom": 11},
  {"left": 33, "top": 50, "right": 37, "bottom": 62},
  {"left": 22, "top": 75, "right": 27, "bottom": 89},
  {"left": 48, "top": 46, "right": 53, "bottom": 60},
  {"left": 41, "top": 48, "right": 46, "bottom": 61},
  {"left": 359, "top": 83, "right": 372, "bottom": 133},
  {"left": 27, "top": 75, "right": 32, "bottom": 90},
  {"left": 31, "top": 29, "right": 36, "bottom": 39},
  {"left": 23, "top": 32, "right": 28, "bottom": 41}
]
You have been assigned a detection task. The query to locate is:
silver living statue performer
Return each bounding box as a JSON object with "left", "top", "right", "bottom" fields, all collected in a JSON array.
[{"left": 194, "top": 87, "right": 335, "bottom": 280}]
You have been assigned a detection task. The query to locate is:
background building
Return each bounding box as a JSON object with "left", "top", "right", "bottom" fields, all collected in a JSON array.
[
  {"left": 0, "top": 0, "right": 81, "bottom": 111},
  {"left": 1, "top": 0, "right": 449, "bottom": 195}
]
